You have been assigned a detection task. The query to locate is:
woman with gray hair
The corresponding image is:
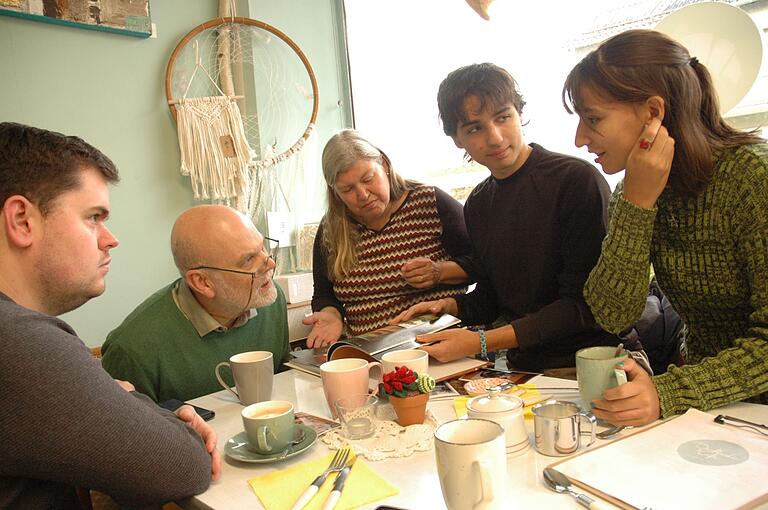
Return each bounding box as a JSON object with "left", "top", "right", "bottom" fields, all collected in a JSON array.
[{"left": 302, "top": 129, "right": 473, "bottom": 347}]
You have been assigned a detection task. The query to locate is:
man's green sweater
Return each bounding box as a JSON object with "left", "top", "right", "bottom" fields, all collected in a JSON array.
[
  {"left": 585, "top": 143, "right": 768, "bottom": 417},
  {"left": 102, "top": 280, "right": 289, "bottom": 402}
]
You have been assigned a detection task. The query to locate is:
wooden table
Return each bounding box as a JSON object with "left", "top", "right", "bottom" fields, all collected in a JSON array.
[{"left": 181, "top": 370, "right": 768, "bottom": 510}]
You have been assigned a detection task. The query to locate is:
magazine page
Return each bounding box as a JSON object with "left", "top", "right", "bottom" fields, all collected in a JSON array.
[
  {"left": 287, "top": 314, "right": 488, "bottom": 381},
  {"left": 285, "top": 345, "right": 329, "bottom": 375},
  {"left": 328, "top": 314, "right": 461, "bottom": 358},
  {"left": 294, "top": 411, "right": 340, "bottom": 436}
]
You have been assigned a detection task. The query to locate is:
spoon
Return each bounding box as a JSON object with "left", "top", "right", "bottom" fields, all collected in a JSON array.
[
  {"left": 543, "top": 467, "right": 612, "bottom": 509},
  {"left": 596, "top": 425, "right": 626, "bottom": 439},
  {"left": 278, "top": 427, "right": 306, "bottom": 459}
]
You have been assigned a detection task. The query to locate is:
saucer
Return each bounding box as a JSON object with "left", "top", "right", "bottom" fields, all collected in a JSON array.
[
  {"left": 225, "top": 424, "right": 317, "bottom": 463},
  {"left": 464, "top": 378, "right": 513, "bottom": 396}
]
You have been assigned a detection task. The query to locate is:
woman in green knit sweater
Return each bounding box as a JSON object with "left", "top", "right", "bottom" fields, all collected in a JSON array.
[{"left": 562, "top": 29, "right": 768, "bottom": 426}]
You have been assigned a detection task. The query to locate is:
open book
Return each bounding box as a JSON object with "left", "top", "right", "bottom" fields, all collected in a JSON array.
[{"left": 285, "top": 314, "right": 489, "bottom": 382}]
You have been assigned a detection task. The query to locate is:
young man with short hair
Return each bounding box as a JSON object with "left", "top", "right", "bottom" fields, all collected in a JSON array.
[{"left": 395, "top": 63, "right": 617, "bottom": 371}]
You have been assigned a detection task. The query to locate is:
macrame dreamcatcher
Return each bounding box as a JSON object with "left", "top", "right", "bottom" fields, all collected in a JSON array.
[
  {"left": 171, "top": 42, "right": 253, "bottom": 203},
  {"left": 165, "top": 17, "right": 319, "bottom": 213}
]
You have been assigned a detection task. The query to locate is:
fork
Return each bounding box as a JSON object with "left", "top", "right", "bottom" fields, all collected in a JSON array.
[
  {"left": 290, "top": 447, "right": 351, "bottom": 510},
  {"left": 321, "top": 454, "right": 356, "bottom": 510}
]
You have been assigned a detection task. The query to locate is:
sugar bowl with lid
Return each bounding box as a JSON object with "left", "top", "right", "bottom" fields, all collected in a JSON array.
[{"left": 466, "top": 387, "right": 529, "bottom": 454}]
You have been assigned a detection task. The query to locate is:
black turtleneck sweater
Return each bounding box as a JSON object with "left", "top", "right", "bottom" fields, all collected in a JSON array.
[{"left": 455, "top": 143, "right": 616, "bottom": 370}]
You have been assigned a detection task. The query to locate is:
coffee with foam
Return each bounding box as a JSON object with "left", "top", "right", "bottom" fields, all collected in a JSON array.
[
  {"left": 244, "top": 403, "right": 291, "bottom": 420},
  {"left": 241, "top": 400, "right": 295, "bottom": 454}
]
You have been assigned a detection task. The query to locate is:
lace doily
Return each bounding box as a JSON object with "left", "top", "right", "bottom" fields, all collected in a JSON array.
[{"left": 321, "top": 405, "right": 438, "bottom": 461}]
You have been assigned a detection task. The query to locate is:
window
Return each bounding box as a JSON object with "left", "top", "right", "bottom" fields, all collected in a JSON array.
[{"left": 344, "top": 0, "right": 768, "bottom": 195}]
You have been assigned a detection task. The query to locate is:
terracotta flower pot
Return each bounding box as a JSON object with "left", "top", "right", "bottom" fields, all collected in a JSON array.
[{"left": 389, "top": 392, "right": 429, "bottom": 426}]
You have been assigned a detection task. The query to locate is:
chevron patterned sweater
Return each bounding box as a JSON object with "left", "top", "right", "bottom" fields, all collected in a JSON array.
[
  {"left": 585, "top": 143, "right": 768, "bottom": 417},
  {"left": 312, "top": 185, "right": 471, "bottom": 336}
]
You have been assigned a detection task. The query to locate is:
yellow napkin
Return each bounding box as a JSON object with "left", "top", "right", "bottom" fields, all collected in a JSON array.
[
  {"left": 249, "top": 452, "right": 399, "bottom": 510},
  {"left": 454, "top": 386, "right": 542, "bottom": 419}
]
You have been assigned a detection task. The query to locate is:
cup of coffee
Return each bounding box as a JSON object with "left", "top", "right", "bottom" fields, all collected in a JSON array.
[
  {"left": 319, "top": 358, "right": 381, "bottom": 419},
  {"left": 434, "top": 418, "right": 507, "bottom": 510},
  {"left": 335, "top": 394, "right": 379, "bottom": 440},
  {"left": 215, "top": 351, "right": 274, "bottom": 405},
  {"left": 381, "top": 349, "right": 429, "bottom": 376},
  {"left": 241, "top": 400, "right": 294, "bottom": 454},
  {"left": 575, "top": 346, "right": 628, "bottom": 410},
  {"left": 532, "top": 400, "right": 596, "bottom": 456}
]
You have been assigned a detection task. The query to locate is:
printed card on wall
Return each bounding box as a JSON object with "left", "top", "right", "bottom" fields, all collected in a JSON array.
[
  {"left": 0, "top": 0, "right": 152, "bottom": 38},
  {"left": 266, "top": 211, "right": 294, "bottom": 247}
]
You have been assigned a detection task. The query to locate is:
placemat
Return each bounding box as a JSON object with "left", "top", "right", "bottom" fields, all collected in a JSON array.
[{"left": 550, "top": 409, "right": 768, "bottom": 510}]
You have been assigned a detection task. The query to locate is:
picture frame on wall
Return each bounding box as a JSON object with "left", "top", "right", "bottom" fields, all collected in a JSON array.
[{"left": 0, "top": 0, "right": 152, "bottom": 38}]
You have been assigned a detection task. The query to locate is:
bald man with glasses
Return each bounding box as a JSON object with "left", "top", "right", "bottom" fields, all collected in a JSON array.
[{"left": 102, "top": 205, "right": 289, "bottom": 403}]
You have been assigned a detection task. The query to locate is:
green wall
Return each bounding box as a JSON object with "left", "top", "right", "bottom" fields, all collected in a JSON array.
[{"left": 0, "top": 0, "right": 351, "bottom": 345}]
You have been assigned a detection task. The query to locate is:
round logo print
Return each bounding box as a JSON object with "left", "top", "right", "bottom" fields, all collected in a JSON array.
[{"left": 677, "top": 440, "right": 749, "bottom": 466}]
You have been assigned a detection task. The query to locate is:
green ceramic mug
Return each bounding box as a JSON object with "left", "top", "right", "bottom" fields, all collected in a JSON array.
[
  {"left": 575, "top": 346, "right": 628, "bottom": 411},
  {"left": 241, "top": 400, "right": 295, "bottom": 454}
]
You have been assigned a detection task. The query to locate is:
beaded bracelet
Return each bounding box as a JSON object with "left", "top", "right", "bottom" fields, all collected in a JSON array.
[{"left": 478, "top": 329, "right": 487, "bottom": 357}]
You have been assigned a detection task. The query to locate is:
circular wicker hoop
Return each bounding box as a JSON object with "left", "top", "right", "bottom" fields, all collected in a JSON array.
[{"left": 165, "top": 17, "right": 319, "bottom": 167}]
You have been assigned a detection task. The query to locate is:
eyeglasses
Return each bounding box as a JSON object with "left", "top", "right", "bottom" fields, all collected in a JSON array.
[
  {"left": 191, "top": 236, "right": 280, "bottom": 279},
  {"left": 190, "top": 236, "right": 279, "bottom": 314}
]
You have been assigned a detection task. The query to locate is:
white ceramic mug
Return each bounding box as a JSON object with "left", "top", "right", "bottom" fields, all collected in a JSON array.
[
  {"left": 215, "top": 351, "right": 274, "bottom": 405},
  {"left": 381, "top": 349, "right": 429, "bottom": 376},
  {"left": 319, "top": 358, "right": 382, "bottom": 419},
  {"left": 434, "top": 418, "right": 507, "bottom": 510}
]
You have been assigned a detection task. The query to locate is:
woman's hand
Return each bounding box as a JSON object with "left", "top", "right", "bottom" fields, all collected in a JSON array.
[
  {"left": 389, "top": 298, "right": 458, "bottom": 325},
  {"left": 591, "top": 357, "right": 661, "bottom": 427},
  {"left": 623, "top": 117, "right": 675, "bottom": 209},
  {"left": 303, "top": 308, "right": 344, "bottom": 348},
  {"left": 416, "top": 329, "right": 480, "bottom": 362},
  {"left": 401, "top": 258, "right": 441, "bottom": 289}
]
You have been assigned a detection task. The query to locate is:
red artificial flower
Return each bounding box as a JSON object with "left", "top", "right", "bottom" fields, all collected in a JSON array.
[
  {"left": 382, "top": 365, "right": 424, "bottom": 396},
  {"left": 396, "top": 366, "right": 413, "bottom": 379}
]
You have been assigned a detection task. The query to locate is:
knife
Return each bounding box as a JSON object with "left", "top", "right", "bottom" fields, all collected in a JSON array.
[
  {"left": 543, "top": 467, "right": 613, "bottom": 510},
  {"left": 321, "top": 456, "right": 356, "bottom": 510}
]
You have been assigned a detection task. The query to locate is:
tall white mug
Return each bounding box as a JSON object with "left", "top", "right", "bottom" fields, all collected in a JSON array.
[{"left": 434, "top": 418, "right": 507, "bottom": 510}]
